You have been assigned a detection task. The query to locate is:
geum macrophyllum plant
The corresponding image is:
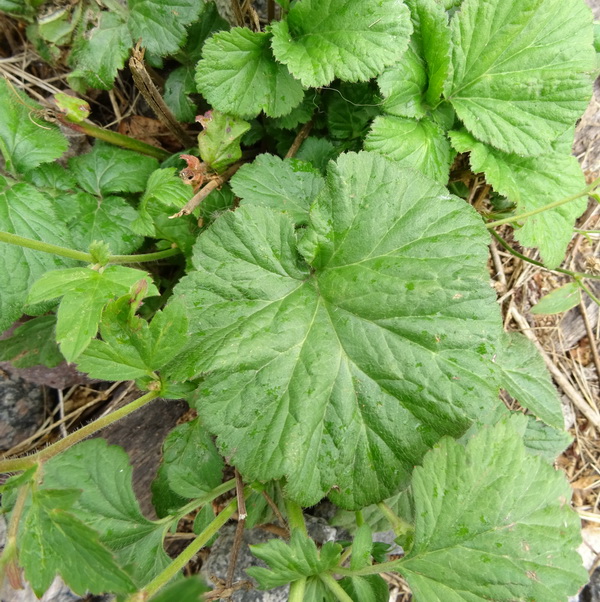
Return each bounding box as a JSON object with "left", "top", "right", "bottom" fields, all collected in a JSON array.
[{"left": 0, "top": 0, "right": 599, "bottom": 599}]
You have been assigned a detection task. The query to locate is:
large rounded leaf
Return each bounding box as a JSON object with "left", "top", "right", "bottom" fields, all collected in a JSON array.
[{"left": 169, "top": 152, "right": 503, "bottom": 509}]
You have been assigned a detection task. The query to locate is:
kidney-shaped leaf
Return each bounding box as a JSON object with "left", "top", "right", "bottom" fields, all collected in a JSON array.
[
  {"left": 168, "top": 152, "right": 503, "bottom": 509},
  {"left": 397, "top": 417, "right": 587, "bottom": 601}
]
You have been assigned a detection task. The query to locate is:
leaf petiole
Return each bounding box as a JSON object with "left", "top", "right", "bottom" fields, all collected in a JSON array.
[{"left": 319, "top": 573, "right": 354, "bottom": 602}]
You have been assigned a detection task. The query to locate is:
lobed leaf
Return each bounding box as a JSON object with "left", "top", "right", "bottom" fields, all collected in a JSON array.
[
  {"left": 167, "top": 152, "right": 504, "bottom": 508},
  {"left": 270, "top": 0, "right": 413, "bottom": 88},
  {"left": 445, "top": 0, "right": 595, "bottom": 156},
  {"left": 396, "top": 417, "right": 587, "bottom": 601},
  {"left": 195, "top": 28, "right": 304, "bottom": 119}
]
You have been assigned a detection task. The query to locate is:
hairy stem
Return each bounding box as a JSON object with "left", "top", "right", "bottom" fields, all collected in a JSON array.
[
  {"left": 490, "top": 230, "right": 600, "bottom": 281},
  {"left": 335, "top": 559, "right": 401, "bottom": 577},
  {"left": 172, "top": 479, "right": 237, "bottom": 522},
  {"left": 130, "top": 496, "right": 240, "bottom": 600},
  {"left": 486, "top": 176, "right": 600, "bottom": 229},
  {"left": 0, "top": 390, "right": 160, "bottom": 473},
  {"left": 284, "top": 498, "right": 307, "bottom": 534},
  {"left": 289, "top": 578, "right": 307, "bottom": 602},
  {"left": 0, "top": 231, "right": 181, "bottom": 265},
  {"left": 319, "top": 573, "right": 353, "bottom": 602},
  {"left": 377, "top": 502, "right": 413, "bottom": 539},
  {"left": 58, "top": 117, "right": 170, "bottom": 160}
]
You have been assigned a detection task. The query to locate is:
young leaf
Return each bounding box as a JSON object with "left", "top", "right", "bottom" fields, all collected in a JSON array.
[
  {"left": 41, "top": 439, "right": 172, "bottom": 587},
  {"left": 230, "top": 154, "right": 324, "bottom": 225},
  {"left": 531, "top": 282, "right": 582, "bottom": 315},
  {"left": 445, "top": 0, "right": 595, "bottom": 156},
  {"left": 167, "top": 152, "right": 504, "bottom": 509},
  {"left": 0, "top": 315, "right": 63, "bottom": 368},
  {"left": 155, "top": 418, "right": 224, "bottom": 499},
  {"left": 20, "top": 488, "right": 136, "bottom": 597},
  {"left": 163, "top": 65, "right": 198, "bottom": 123},
  {"left": 0, "top": 179, "right": 74, "bottom": 333},
  {"left": 378, "top": 44, "right": 428, "bottom": 119},
  {"left": 493, "top": 332, "right": 564, "bottom": 429},
  {"left": 449, "top": 130, "right": 587, "bottom": 267},
  {"left": 396, "top": 418, "right": 587, "bottom": 601},
  {"left": 325, "top": 83, "right": 380, "bottom": 141},
  {"left": 522, "top": 416, "right": 572, "bottom": 461},
  {"left": 247, "top": 529, "right": 342, "bottom": 589},
  {"left": 365, "top": 115, "right": 454, "bottom": 184},
  {"left": 405, "top": 0, "right": 452, "bottom": 106},
  {"left": 0, "top": 79, "right": 67, "bottom": 174},
  {"left": 23, "top": 162, "right": 78, "bottom": 191},
  {"left": 69, "top": 141, "right": 159, "bottom": 197},
  {"left": 295, "top": 137, "right": 338, "bottom": 172},
  {"left": 68, "top": 12, "right": 131, "bottom": 91},
  {"left": 148, "top": 577, "right": 210, "bottom": 602},
  {"left": 195, "top": 29, "right": 304, "bottom": 119},
  {"left": 339, "top": 575, "right": 389, "bottom": 602},
  {"left": 198, "top": 110, "right": 251, "bottom": 172},
  {"left": 69, "top": 193, "right": 144, "bottom": 255},
  {"left": 77, "top": 295, "right": 188, "bottom": 380},
  {"left": 177, "top": 1, "right": 230, "bottom": 64},
  {"left": 27, "top": 265, "right": 158, "bottom": 362},
  {"left": 270, "top": 0, "right": 413, "bottom": 88},
  {"left": 127, "top": 0, "right": 203, "bottom": 55},
  {"left": 350, "top": 524, "right": 374, "bottom": 571}
]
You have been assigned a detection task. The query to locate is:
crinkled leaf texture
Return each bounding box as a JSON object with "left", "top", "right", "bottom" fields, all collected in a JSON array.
[
  {"left": 195, "top": 29, "right": 304, "bottom": 119},
  {"left": 449, "top": 130, "right": 587, "bottom": 268},
  {"left": 41, "top": 439, "right": 172, "bottom": 587},
  {"left": 167, "top": 152, "right": 506, "bottom": 509},
  {"left": 0, "top": 178, "right": 74, "bottom": 333},
  {"left": 445, "top": 0, "right": 595, "bottom": 156},
  {"left": 231, "top": 154, "right": 324, "bottom": 225},
  {"left": 0, "top": 79, "right": 67, "bottom": 174},
  {"left": 396, "top": 417, "right": 587, "bottom": 601},
  {"left": 365, "top": 115, "right": 453, "bottom": 184},
  {"left": 0, "top": 315, "right": 63, "bottom": 368},
  {"left": 270, "top": 0, "right": 413, "bottom": 88}
]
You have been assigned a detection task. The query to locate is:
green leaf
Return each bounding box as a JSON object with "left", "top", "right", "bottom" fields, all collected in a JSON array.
[
  {"left": 365, "top": 116, "right": 454, "bottom": 184},
  {"left": 69, "top": 194, "right": 144, "bottom": 255},
  {"left": 396, "top": 418, "right": 587, "bottom": 601},
  {"left": 27, "top": 266, "right": 157, "bottom": 362},
  {"left": 198, "top": 110, "right": 251, "bottom": 172},
  {"left": 177, "top": 1, "right": 229, "bottom": 64},
  {"left": 378, "top": 43, "right": 428, "bottom": 119},
  {"left": 22, "top": 162, "right": 77, "bottom": 191},
  {"left": 0, "top": 0, "right": 35, "bottom": 18},
  {"left": 167, "top": 151, "right": 504, "bottom": 508},
  {"left": 195, "top": 28, "right": 304, "bottom": 119},
  {"left": 339, "top": 575, "right": 389, "bottom": 602},
  {"left": 270, "top": 93, "right": 316, "bottom": 130},
  {"left": 164, "top": 65, "right": 198, "bottom": 123},
  {"left": 0, "top": 180, "right": 74, "bottom": 333},
  {"left": 0, "top": 315, "right": 63, "bottom": 368},
  {"left": 155, "top": 418, "right": 224, "bottom": 499},
  {"left": 53, "top": 92, "right": 90, "bottom": 123},
  {"left": 531, "top": 282, "right": 582, "bottom": 314},
  {"left": 42, "top": 439, "right": 172, "bottom": 587},
  {"left": 77, "top": 295, "right": 187, "bottom": 380},
  {"left": 231, "top": 154, "right": 324, "bottom": 225},
  {"left": 350, "top": 524, "right": 374, "bottom": 571},
  {"left": 445, "top": 0, "right": 595, "bottom": 156},
  {"left": 149, "top": 577, "right": 210, "bottom": 602},
  {"left": 270, "top": 0, "right": 413, "bottom": 88},
  {"left": 449, "top": 130, "right": 587, "bottom": 267},
  {"left": 20, "top": 488, "right": 136, "bottom": 597},
  {"left": 68, "top": 12, "right": 131, "bottom": 91},
  {"left": 494, "top": 332, "right": 563, "bottom": 429},
  {"left": 0, "top": 79, "right": 67, "bottom": 174},
  {"left": 247, "top": 529, "right": 342, "bottom": 589},
  {"left": 69, "top": 141, "right": 159, "bottom": 197},
  {"left": 406, "top": 0, "right": 452, "bottom": 106},
  {"left": 522, "top": 416, "right": 572, "bottom": 462},
  {"left": 296, "top": 137, "right": 338, "bottom": 172},
  {"left": 326, "top": 83, "right": 380, "bottom": 141},
  {"left": 127, "top": 0, "right": 203, "bottom": 55}
]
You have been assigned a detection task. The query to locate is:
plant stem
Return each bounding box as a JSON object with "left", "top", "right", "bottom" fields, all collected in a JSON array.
[
  {"left": 171, "top": 478, "right": 237, "bottom": 522},
  {"left": 289, "top": 578, "right": 307, "bottom": 602},
  {"left": 284, "top": 498, "right": 307, "bottom": 534},
  {"left": 319, "top": 573, "right": 354, "bottom": 602},
  {"left": 490, "top": 230, "right": 600, "bottom": 281},
  {"left": 0, "top": 230, "right": 181, "bottom": 265},
  {"left": 130, "top": 496, "right": 239, "bottom": 600},
  {"left": 335, "top": 559, "right": 401, "bottom": 577},
  {"left": 0, "top": 231, "right": 92, "bottom": 262},
  {"left": 0, "top": 390, "right": 160, "bottom": 473},
  {"left": 376, "top": 502, "right": 413, "bottom": 538},
  {"left": 578, "top": 280, "right": 600, "bottom": 306},
  {"left": 486, "top": 176, "right": 600, "bottom": 229},
  {"left": 58, "top": 117, "right": 170, "bottom": 160}
]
